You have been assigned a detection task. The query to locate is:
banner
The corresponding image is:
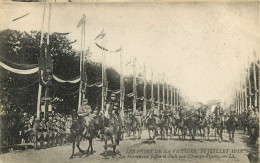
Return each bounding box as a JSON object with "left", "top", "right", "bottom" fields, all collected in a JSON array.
[
  {"left": 38, "top": 44, "right": 53, "bottom": 86},
  {"left": 0, "top": 61, "right": 39, "bottom": 74},
  {"left": 77, "top": 14, "right": 87, "bottom": 28},
  {"left": 94, "top": 29, "right": 106, "bottom": 40}
]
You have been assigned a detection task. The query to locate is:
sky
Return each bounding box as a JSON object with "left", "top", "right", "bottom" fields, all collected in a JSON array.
[{"left": 0, "top": 2, "right": 259, "bottom": 106}]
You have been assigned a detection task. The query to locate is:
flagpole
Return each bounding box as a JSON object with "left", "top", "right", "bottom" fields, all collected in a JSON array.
[
  {"left": 77, "top": 16, "right": 85, "bottom": 113},
  {"left": 43, "top": 3, "right": 52, "bottom": 120},
  {"left": 133, "top": 58, "right": 137, "bottom": 113},
  {"left": 120, "top": 45, "right": 125, "bottom": 117},
  {"left": 37, "top": 2, "right": 46, "bottom": 119},
  {"left": 170, "top": 84, "right": 173, "bottom": 108},
  {"left": 248, "top": 62, "right": 252, "bottom": 107},
  {"left": 174, "top": 87, "right": 176, "bottom": 107},
  {"left": 176, "top": 88, "right": 179, "bottom": 106},
  {"left": 101, "top": 31, "right": 105, "bottom": 113},
  {"left": 151, "top": 69, "right": 154, "bottom": 109},
  {"left": 157, "top": 73, "right": 160, "bottom": 110},
  {"left": 162, "top": 73, "right": 165, "bottom": 110},
  {"left": 253, "top": 57, "right": 257, "bottom": 107},
  {"left": 166, "top": 78, "right": 169, "bottom": 107},
  {"left": 143, "top": 64, "right": 146, "bottom": 116}
]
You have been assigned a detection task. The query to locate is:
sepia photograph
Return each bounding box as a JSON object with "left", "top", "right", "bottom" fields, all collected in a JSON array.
[{"left": 0, "top": 0, "right": 259, "bottom": 162}]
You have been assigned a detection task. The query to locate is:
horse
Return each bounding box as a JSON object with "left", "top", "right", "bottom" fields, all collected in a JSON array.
[
  {"left": 169, "top": 113, "right": 178, "bottom": 138},
  {"left": 184, "top": 112, "right": 198, "bottom": 141},
  {"left": 197, "top": 116, "right": 208, "bottom": 140},
  {"left": 213, "top": 115, "right": 224, "bottom": 143},
  {"left": 176, "top": 110, "right": 187, "bottom": 140},
  {"left": 129, "top": 113, "right": 142, "bottom": 140},
  {"left": 69, "top": 112, "right": 100, "bottom": 159},
  {"left": 225, "top": 112, "right": 237, "bottom": 143},
  {"left": 102, "top": 113, "right": 122, "bottom": 158},
  {"left": 159, "top": 112, "right": 172, "bottom": 140},
  {"left": 205, "top": 114, "right": 214, "bottom": 141},
  {"left": 145, "top": 114, "right": 158, "bottom": 143}
]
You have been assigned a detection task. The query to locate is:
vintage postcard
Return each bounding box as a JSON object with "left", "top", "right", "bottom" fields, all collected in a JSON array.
[{"left": 0, "top": 0, "right": 259, "bottom": 163}]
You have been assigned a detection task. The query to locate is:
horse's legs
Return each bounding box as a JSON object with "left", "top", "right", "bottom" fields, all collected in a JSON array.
[
  {"left": 89, "top": 138, "right": 94, "bottom": 154},
  {"left": 207, "top": 127, "right": 210, "bottom": 141},
  {"left": 69, "top": 141, "right": 76, "bottom": 159},
  {"left": 214, "top": 128, "right": 217, "bottom": 140},
  {"left": 178, "top": 128, "right": 181, "bottom": 140},
  {"left": 76, "top": 137, "right": 84, "bottom": 154},
  {"left": 133, "top": 129, "right": 136, "bottom": 140},
  {"left": 104, "top": 135, "right": 108, "bottom": 159},
  {"left": 232, "top": 130, "right": 235, "bottom": 143},
  {"left": 138, "top": 125, "right": 142, "bottom": 139}
]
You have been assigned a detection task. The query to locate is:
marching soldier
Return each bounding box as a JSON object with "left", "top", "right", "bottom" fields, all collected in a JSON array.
[
  {"left": 46, "top": 116, "right": 53, "bottom": 147},
  {"left": 40, "top": 118, "right": 48, "bottom": 149},
  {"left": 33, "top": 118, "right": 40, "bottom": 149}
]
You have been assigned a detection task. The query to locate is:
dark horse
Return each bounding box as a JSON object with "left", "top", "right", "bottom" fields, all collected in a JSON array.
[
  {"left": 225, "top": 112, "right": 237, "bottom": 143},
  {"left": 69, "top": 112, "right": 100, "bottom": 159},
  {"left": 214, "top": 115, "right": 224, "bottom": 143},
  {"left": 159, "top": 112, "right": 172, "bottom": 140},
  {"left": 176, "top": 109, "right": 187, "bottom": 140},
  {"left": 102, "top": 113, "right": 122, "bottom": 158},
  {"left": 145, "top": 114, "right": 158, "bottom": 143}
]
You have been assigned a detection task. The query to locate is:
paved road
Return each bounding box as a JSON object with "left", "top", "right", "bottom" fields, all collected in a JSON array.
[{"left": 0, "top": 130, "right": 257, "bottom": 163}]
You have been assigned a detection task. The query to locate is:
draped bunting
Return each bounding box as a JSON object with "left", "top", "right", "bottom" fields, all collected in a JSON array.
[
  {"left": 137, "top": 96, "right": 144, "bottom": 101},
  {"left": 12, "top": 2, "right": 42, "bottom": 22},
  {"left": 13, "top": 13, "right": 29, "bottom": 22},
  {"left": 54, "top": 32, "right": 70, "bottom": 35},
  {"left": 87, "top": 82, "right": 102, "bottom": 88},
  {"left": 53, "top": 75, "right": 80, "bottom": 84},
  {"left": 0, "top": 61, "right": 39, "bottom": 74},
  {"left": 95, "top": 43, "right": 122, "bottom": 53},
  {"left": 69, "top": 39, "right": 77, "bottom": 45},
  {"left": 108, "top": 89, "right": 121, "bottom": 94},
  {"left": 0, "top": 58, "right": 38, "bottom": 69},
  {"left": 127, "top": 92, "right": 134, "bottom": 97}
]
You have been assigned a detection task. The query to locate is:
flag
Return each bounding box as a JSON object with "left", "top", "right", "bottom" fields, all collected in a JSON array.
[
  {"left": 94, "top": 29, "right": 106, "bottom": 40},
  {"left": 77, "top": 14, "right": 86, "bottom": 28}
]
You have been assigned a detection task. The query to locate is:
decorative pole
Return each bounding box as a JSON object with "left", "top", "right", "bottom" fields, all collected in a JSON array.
[
  {"left": 248, "top": 62, "right": 252, "bottom": 108},
  {"left": 77, "top": 15, "right": 86, "bottom": 113},
  {"left": 133, "top": 58, "right": 137, "bottom": 113},
  {"left": 37, "top": 2, "right": 46, "bottom": 119},
  {"left": 174, "top": 87, "right": 176, "bottom": 107},
  {"left": 253, "top": 53, "right": 258, "bottom": 107},
  {"left": 143, "top": 64, "right": 147, "bottom": 116},
  {"left": 170, "top": 84, "right": 173, "bottom": 108},
  {"left": 157, "top": 73, "right": 160, "bottom": 110},
  {"left": 44, "top": 3, "right": 52, "bottom": 119},
  {"left": 151, "top": 69, "right": 154, "bottom": 109},
  {"left": 120, "top": 45, "right": 125, "bottom": 117},
  {"left": 162, "top": 73, "right": 165, "bottom": 110}
]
